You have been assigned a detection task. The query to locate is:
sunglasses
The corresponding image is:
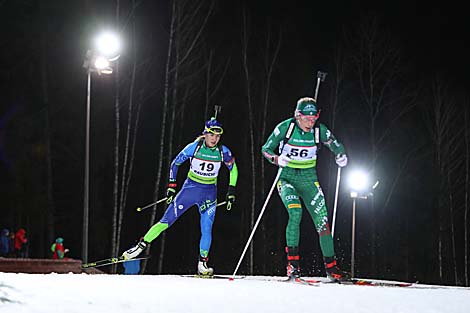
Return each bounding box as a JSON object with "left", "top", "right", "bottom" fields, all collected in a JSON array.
[
  {"left": 299, "top": 114, "right": 318, "bottom": 122},
  {"left": 205, "top": 126, "right": 224, "bottom": 135}
]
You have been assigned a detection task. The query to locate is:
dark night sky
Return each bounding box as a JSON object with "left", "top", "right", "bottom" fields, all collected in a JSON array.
[{"left": 0, "top": 1, "right": 469, "bottom": 282}]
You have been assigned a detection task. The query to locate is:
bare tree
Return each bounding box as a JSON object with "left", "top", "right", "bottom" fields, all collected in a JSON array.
[
  {"left": 112, "top": 0, "right": 143, "bottom": 274},
  {"left": 155, "top": 0, "right": 184, "bottom": 275},
  {"left": 465, "top": 97, "right": 469, "bottom": 286},
  {"left": 204, "top": 49, "right": 231, "bottom": 120},
  {"left": 110, "top": 0, "right": 122, "bottom": 271},
  {"left": 259, "top": 21, "right": 281, "bottom": 273},
  {"left": 345, "top": 14, "right": 418, "bottom": 276},
  {"left": 325, "top": 36, "right": 347, "bottom": 219},
  {"left": 241, "top": 8, "right": 257, "bottom": 274},
  {"left": 107, "top": 0, "right": 147, "bottom": 274},
  {"left": 39, "top": 0, "right": 55, "bottom": 253},
  {"left": 143, "top": 0, "right": 176, "bottom": 274},
  {"left": 423, "top": 78, "right": 463, "bottom": 283}
]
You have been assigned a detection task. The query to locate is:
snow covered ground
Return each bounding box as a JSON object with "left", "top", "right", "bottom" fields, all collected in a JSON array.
[{"left": 1, "top": 272, "right": 469, "bottom": 313}]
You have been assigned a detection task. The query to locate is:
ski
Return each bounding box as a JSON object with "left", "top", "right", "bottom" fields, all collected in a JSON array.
[
  {"left": 283, "top": 277, "right": 411, "bottom": 287},
  {"left": 82, "top": 256, "right": 150, "bottom": 269},
  {"left": 284, "top": 277, "right": 319, "bottom": 286},
  {"left": 350, "top": 278, "right": 413, "bottom": 287},
  {"left": 204, "top": 275, "right": 410, "bottom": 287},
  {"left": 180, "top": 274, "right": 446, "bottom": 289},
  {"left": 181, "top": 274, "right": 317, "bottom": 286},
  {"left": 181, "top": 274, "right": 245, "bottom": 280},
  {"left": 322, "top": 278, "right": 413, "bottom": 287}
]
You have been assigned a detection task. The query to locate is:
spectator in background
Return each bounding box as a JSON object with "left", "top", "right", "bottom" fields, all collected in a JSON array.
[
  {"left": 51, "top": 237, "right": 68, "bottom": 259},
  {"left": 14, "top": 228, "right": 28, "bottom": 258},
  {"left": 0, "top": 228, "right": 9, "bottom": 257},
  {"left": 7, "top": 231, "right": 15, "bottom": 257}
]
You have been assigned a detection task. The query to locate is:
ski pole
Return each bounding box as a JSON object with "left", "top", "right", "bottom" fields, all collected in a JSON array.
[
  {"left": 136, "top": 197, "right": 168, "bottom": 212},
  {"left": 137, "top": 199, "right": 227, "bottom": 212},
  {"left": 331, "top": 167, "right": 341, "bottom": 238},
  {"left": 231, "top": 168, "right": 283, "bottom": 279}
]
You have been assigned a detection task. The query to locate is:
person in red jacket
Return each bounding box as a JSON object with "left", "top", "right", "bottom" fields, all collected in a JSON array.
[
  {"left": 14, "top": 228, "right": 28, "bottom": 258},
  {"left": 50, "top": 237, "right": 68, "bottom": 259}
]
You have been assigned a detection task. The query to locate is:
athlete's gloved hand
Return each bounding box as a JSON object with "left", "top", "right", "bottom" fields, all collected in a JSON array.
[
  {"left": 226, "top": 185, "right": 236, "bottom": 211},
  {"left": 166, "top": 180, "right": 177, "bottom": 204},
  {"left": 335, "top": 154, "right": 348, "bottom": 167},
  {"left": 274, "top": 154, "right": 291, "bottom": 167}
]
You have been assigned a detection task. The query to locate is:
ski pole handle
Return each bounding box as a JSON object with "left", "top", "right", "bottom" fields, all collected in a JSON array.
[
  {"left": 314, "top": 71, "right": 328, "bottom": 100},
  {"left": 136, "top": 197, "right": 168, "bottom": 212}
]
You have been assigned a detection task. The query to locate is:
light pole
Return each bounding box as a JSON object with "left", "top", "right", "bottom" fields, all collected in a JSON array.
[
  {"left": 351, "top": 192, "right": 357, "bottom": 278},
  {"left": 82, "top": 32, "right": 121, "bottom": 263},
  {"left": 349, "top": 190, "right": 367, "bottom": 277},
  {"left": 348, "top": 170, "right": 378, "bottom": 278}
]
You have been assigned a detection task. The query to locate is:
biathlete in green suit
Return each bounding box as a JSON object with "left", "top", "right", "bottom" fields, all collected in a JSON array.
[{"left": 262, "top": 97, "right": 350, "bottom": 281}]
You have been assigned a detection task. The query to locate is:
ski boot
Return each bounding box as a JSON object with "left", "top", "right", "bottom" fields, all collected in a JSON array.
[
  {"left": 324, "top": 256, "right": 351, "bottom": 282},
  {"left": 197, "top": 256, "right": 214, "bottom": 277},
  {"left": 122, "top": 239, "right": 148, "bottom": 260},
  {"left": 286, "top": 246, "right": 301, "bottom": 280}
]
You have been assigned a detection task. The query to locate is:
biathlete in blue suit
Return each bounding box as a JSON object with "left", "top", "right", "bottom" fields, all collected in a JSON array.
[{"left": 123, "top": 118, "right": 238, "bottom": 276}]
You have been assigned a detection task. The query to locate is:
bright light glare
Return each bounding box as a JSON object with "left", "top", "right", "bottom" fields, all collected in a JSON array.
[
  {"left": 94, "top": 57, "right": 110, "bottom": 70},
  {"left": 95, "top": 32, "right": 121, "bottom": 57},
  {"left": 348, "top": 170, "right": 369, "bottom": 191}
]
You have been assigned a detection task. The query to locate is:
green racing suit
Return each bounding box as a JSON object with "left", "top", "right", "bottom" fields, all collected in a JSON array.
[{"left": 262, "top": 118, "right": 346, "bottom": 258}]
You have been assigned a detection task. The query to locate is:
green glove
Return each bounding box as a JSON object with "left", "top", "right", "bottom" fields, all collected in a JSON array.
[{"left": 226, "top": 185, "right": 236, "bottom": 210}]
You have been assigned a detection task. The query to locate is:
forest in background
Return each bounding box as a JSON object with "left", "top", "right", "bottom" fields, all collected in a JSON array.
[{"left": 0, "top": 0, "right": 469, "bottom": 286}]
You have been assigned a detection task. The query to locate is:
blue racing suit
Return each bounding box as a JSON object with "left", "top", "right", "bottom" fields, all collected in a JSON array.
[{"left": 143, "top": 138, "right": 238, "bottom": 258}]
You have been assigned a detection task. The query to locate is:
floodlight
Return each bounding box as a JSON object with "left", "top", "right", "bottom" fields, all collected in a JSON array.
[
  {"left": 94, "top": 56, "right": 110, "bottom": 70},
  {"left": 95, "top": 32, "right": 121, "bottom": 58},
  {"left": 348, "top": 170, "right": 369, "bottom": 191}
]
